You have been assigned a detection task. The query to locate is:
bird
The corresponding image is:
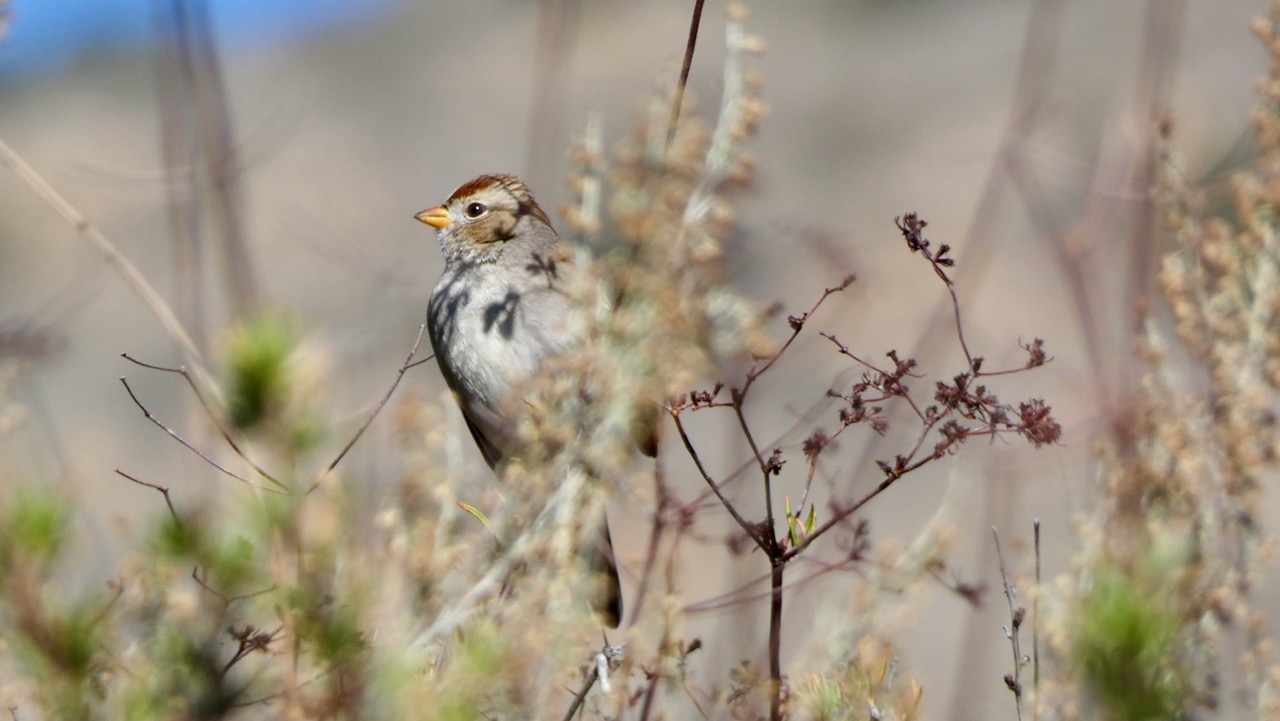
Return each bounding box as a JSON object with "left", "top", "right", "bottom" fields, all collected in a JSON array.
[{"left": 415, "top": 173, "right": 624, "bottom": 626}]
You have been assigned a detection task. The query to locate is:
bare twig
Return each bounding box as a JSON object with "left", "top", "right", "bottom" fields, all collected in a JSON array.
[
  {"left": 637, "top": 666, "right": 661, "bottom": 721},
  {"left": 122, "top": 353, "right": 287, "bottom": 490},
  {"left": 785, "top": 221, "right": 1058, "bottom": 560},
  {"left": 674, "top": 275, "right": 855, "bottom": 548},
  {"left": 671, "top": 274, "right": 861, "bottom": 721},
  {"left": 666, "top": 0, "right": 708, "bottom": 152},
  {"left": 925, "top": 566, "right": 987, "bottom": 608},
  {"left": 116, "top": 469, "right": 181, "bottom": 523},
  {"left": 560, "top": 663, "right": 599, "bottom": 721},
  {"left": 767, "top": 560, "right": 783, "bottom": 721},
  {"left": 742, "top": 276, "right": 854, "bottom": 395},
  {"left": 119, "top": 376, "right": 283, "bottom": 494},
  {"left": 190, "top": 567, "right": 275, "bottom": 606},
  {"left": 730, "top": 278, "right": 857, "bottom": 534},
  {"left": 627, "top": 458, "right": 681, "bottom": 624},
  {"left": 88, "top": 580, "right": 126, "bottom": 631},
  {"left": 896, "top": 213, "right": 977, "bottom": 371},
  {"left": 680, "top": 555, "right": 859, "bottom": 615},
  {"left": 730, "top": 397, "right": 775, "bottom": 545},
  {"left": 818, "top": 333, "right": 928, "bottom": 422},
  {"left": 668, "top": 412, "right": 766, "bottom": 552},
  {"left": 318, "top": 323, "right": 429, "bottom": 481},
  {"left": 993, "top": 527, "right": 1026, "bottom": 721},
  {"left": 1033, "top": 518, "right": 1041, "bottom": 708}
]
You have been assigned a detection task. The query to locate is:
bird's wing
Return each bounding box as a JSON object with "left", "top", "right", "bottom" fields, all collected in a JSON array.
[{"left": 454, "top": 392, "right": 514, "bottom": 470}]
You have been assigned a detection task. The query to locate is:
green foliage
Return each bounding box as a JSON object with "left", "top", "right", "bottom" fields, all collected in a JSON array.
[
  {"left": 224, "top": 316, "right": 296, "bottom": 432},
  {"left": 0, "top": 526, "right": 110, "bottom": 721},
  {"left": 17, "top": 599, "right": 104, "bottom": 679},
  {"left": 286, "top": 413, "right": 324, "bottom": 454},
  {"left": 151, "top": 512, "right": 198, "bottom": 558},
  {"left": 221, "top": 314, "right": 328, "bottom": 458},
  {"left": 0, "top": 487, "right": 107, "bottom": 715},
  {"left": 0, "top": 485, "right": 70, "bottom": 570},
  {"left": 150, "top": 514, "right": 262, "bottom": 596},
  {"left": 119, "top": 628, "right": 247, "bottom": 721},
  {"left": 289, "top": 582, "right": 365, "bottom": 669},
  {"left": 1073, "top": 562, "right": 1185, "bottom": 721},
  {"left": 438, "top": 623, "right": 518, "bottom": 721}
]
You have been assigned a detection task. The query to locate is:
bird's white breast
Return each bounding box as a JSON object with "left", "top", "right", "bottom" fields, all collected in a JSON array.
[{"left": 427, "top": 261, "right": 577, "bottom": 410}]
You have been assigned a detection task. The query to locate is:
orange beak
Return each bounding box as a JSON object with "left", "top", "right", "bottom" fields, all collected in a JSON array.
[{"left": 414, "top": 205, "right": 451, "bottom": 229}]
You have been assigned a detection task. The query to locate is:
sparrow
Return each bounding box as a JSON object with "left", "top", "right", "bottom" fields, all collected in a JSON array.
[{"left": 416, "top": 173, "right": 622, "bottom": 625}]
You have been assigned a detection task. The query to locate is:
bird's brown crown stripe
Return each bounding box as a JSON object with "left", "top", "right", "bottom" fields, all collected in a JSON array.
[{"left": 447, "top": 174, "right": 525, "bottom": 203}]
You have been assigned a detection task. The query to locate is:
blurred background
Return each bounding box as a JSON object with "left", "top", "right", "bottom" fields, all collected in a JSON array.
[{"left": 0, "top": 0, "right": 1270, "bottom": 717}]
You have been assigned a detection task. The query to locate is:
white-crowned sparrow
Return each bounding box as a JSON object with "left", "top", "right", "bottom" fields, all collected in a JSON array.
[{"left": 415, "top": 173, "right": 622, "bottom": 625}]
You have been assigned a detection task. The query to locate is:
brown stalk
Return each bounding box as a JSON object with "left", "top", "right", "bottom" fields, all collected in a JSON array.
[
  {"left": 0, "top": 137, "right": 214, "bottom": 396},
  {"left": 666, "top": 0, "right": 708, "bottom": 153}
]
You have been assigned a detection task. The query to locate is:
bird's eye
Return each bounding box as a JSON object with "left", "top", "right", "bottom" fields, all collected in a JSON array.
[{"left": 465, "top": 202, "right": 487, "bottom": 218}]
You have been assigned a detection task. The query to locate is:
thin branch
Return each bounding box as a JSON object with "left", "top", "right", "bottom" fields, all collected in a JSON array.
[
  {"left": 671, "top": 639, "right": 710, "bottom": 720},
  {"left": 925, "top": 566, "right": 987, "bottom": 607},
  {"left": 680, "top": 394, "right": 829, "bottom": 510},
  {"left": 119, "top": 376, "right": 283, "bottom": 494},
  {"left": 993, "top": 527, "right": 1026, "bottom": 721},
  {"left": 768, "top": 561, "right": 783, "bottom": 721},
  {"left": 819, "top": 333, "right": 929, "bottom": 423},
  {"left": 669, "top": 411, "right": 767, "bottom": 553},
  {"left": 122, "top": 353, "right": 287, "bottom": 490},
  {"left": 627, "top": 458, "right": 677, "bottom": 624},
  {"left": 896, "top": 213, "right": 978, "bottom": 371},
  {"left": 560, "top": 651, "right": 603, "bottom": 721},
  {"left": 904, "top": 0, "right": 1064, "bottom": 376},
  {"left": 730, "top": 395, "right": 774, "bottom": 538},
  {"left": 88, "top": 579, "right": 126, "bottom": 630},
  {"left": 677, "top": 276, "right": 854, "bottom": 561},
  {"left": 1033, "top": 518, "right": 1041, "bottom": 709},
  {"left": 319, "top": 323, "right": 429, "bottom": 480},
  {"left": 116, "top": 469, "right": 180, "bottom": 523},
  {"left": 637, "top": 666, "right": 661, "bottom": 721},
  {"left": 191, "top": 566, "right": 276, "bottom": 606},
  {"left": 727, "top": 279, "right": 856, "bottom": 560},
  {"left": 816, "top": 332, "right": 892, "bottom": 378},
  {"left": 680, "top": 554, "right": 860, "bottom": 615},
  {"left": 666, "top": 0, "right": 707, "bottom": 152},
  {"left": 228, "top": 668, "right": 329, "bottom": 708},
  {"left": 671, "top": 277, "right": 854, "bottom": 511},
  {"left": 740, "top": 275, "right": 855, "bottom": 397}
]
